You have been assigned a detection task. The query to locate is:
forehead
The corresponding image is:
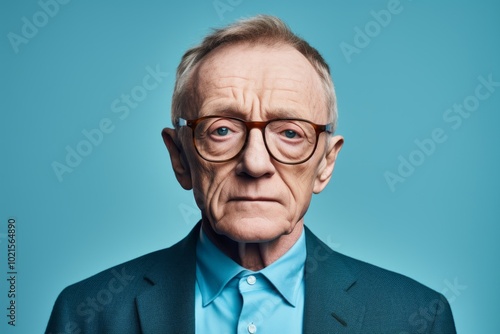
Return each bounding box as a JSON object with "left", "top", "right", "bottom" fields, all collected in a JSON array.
[{"left": 191, "top": 42, "right": 327, "bottom": 122}]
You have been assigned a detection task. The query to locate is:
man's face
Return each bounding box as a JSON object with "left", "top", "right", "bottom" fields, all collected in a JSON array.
[{"left": 165, "top": 42, "right": 343, "bottom": 243}]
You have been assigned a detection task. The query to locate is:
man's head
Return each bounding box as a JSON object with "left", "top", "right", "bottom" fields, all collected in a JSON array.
[{"left": 163, "top": 15, "right": 343, "bottom": 244}]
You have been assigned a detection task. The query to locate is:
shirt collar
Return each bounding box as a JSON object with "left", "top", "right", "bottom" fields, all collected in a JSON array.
[
  {"left": 260, "top": 230, "right": 306, "bottom": 306},
  {"left": 196, "top": 227, "right": 306, "bottom": 307},
  {"left": 196, "top": 229, "right": 245, "bottom": 306}
]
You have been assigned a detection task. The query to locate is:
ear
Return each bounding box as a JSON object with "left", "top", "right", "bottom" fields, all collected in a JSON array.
[
  {"left": 313, "top": 135, "right": 344, "bottom": 194},
  {"left": 162, "top": 128, "right": 193, "bottom": 190}
]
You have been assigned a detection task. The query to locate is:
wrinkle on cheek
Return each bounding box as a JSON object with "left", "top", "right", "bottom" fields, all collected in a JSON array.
[
  {"left": 283, "top": 167, "right": 314, "bottom": 218},
  {"left": 291, "top": 166, "right": 313, "bottom": 189},
  {"left": 204, "top": 165, "right": 233, "bottom": 225},
  {"left": 191, "top": 163, "right": 215, "bottom": 211}
]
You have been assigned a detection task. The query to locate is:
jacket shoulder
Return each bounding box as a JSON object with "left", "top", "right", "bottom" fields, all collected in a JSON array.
[
  {"left": 304, "top": 226, "right": 456, "bottom": 333},
  {"left": 46, "top": 225, "right": 199, "bottom": 334},
  {"left": 305, "top": 225, "right": 442, "bottom": 299}
]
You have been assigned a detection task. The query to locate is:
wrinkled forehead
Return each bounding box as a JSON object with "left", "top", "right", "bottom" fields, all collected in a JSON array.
[{"left": 189, "top": 42, "right": 328, "bottom": 121}]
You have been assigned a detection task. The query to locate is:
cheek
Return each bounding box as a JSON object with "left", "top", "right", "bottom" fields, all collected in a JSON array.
[
  {"left": 190, "top": 162, "right": 232, "bottom": 210},
  {"left": 287, "top": 165, "right": 318, "bottom": 196},
  {"left": 279, "top": 164, "right": 319, "bottom": 218}
]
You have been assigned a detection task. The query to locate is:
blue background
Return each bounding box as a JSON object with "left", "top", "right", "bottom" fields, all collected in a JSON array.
[{"left": 1, "top": 0, "right": 499, "bottom": 332}]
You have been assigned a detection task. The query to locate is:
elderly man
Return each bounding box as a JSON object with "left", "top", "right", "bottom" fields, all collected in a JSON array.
[{"left": 46, "top": 15, "right": 456, "bottom": 333}]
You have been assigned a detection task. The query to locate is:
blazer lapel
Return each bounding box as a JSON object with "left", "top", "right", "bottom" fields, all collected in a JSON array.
[
  {"left": 136, "top": 224, "right": 200, "bottom": 334},
  {"left": 132, "top": 223, "right": 365, "bottom": 333},
  {"left": 303, "top": 226, "right": 365, "bottom": 334}
]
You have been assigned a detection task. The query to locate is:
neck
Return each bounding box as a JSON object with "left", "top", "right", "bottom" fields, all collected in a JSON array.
[{"left": 201, "top": 218, "right": 304, "bottom": 271}]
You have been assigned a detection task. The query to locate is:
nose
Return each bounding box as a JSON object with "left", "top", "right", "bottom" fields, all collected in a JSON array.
[{"left": 235, "top": 128, "right": 276, "bottom": 178}]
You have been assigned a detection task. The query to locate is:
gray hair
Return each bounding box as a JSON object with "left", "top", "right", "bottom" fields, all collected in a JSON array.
[{"left": 171, "top": 15, "right": 338, "bottom": 131}]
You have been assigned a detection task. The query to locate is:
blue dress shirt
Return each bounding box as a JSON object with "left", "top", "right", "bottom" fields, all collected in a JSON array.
[{"left": 195, "top": 228, "right": 306, "bottom": 333}]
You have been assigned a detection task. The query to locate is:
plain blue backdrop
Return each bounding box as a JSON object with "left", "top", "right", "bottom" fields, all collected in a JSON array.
[{"left": 1, "top": 0, "right": 499, "bottom": 333}]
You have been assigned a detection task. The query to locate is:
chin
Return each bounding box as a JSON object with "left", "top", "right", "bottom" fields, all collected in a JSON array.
[{"left": 215, "top": 216, "right": 294, "bottom": 243}]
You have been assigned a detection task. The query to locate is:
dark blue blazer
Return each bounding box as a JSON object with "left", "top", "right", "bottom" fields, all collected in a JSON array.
[{"left": 46, "top": 224, "right": 456, "bottom": 333}]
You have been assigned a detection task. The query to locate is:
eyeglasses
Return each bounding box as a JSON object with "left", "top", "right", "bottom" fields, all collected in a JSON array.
[{"left": 177, "top": 116, "right": 334, "bottom": 164}]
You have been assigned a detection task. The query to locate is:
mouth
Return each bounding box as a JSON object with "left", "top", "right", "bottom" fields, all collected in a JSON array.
[{"left": 229, "top": 196, "right": 279, "bottom": 202}]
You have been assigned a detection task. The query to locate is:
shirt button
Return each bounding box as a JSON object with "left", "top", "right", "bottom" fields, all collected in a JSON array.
[
  {"left": 246, "top": 275, "right": 256, "bottom": 285},
  {"left": 248, "top": 323, "right": 257, "bottom": 333}
]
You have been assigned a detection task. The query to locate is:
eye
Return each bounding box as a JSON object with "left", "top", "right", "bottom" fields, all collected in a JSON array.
[
  {"left": 268, "top": 121, "right": 307, "bottom": 142},
  {"left": 283, "top": 129, "right": 298, "bottom": 139},
  {"left": 205, "top": 118, "right": 242, "bottom": 139},
  {"left": 215, "top": 127, "right": 230, "bottom": 136}
]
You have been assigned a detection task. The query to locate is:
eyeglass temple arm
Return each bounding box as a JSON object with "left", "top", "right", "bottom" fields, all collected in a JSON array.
[
  {"left": 325, "top": 123, "right": 334, "bottom": 135},
  {"left": 176, "top": 117, "right": 188, "bottom": 127}
]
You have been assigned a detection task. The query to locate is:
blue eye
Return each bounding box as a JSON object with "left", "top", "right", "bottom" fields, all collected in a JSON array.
[
  {"left": 284, "top": 130, "right": 297, "bottom": 138},
  {"left": 216, "top": 127, "right": 229, "bottom": 136}
]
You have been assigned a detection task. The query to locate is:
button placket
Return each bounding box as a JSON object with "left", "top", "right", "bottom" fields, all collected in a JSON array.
[
  {"left": 238, "top": 273, "right": 264, "bottom": 333},
  {"left": 246, "top": 275, "right": 256, "bottom": 285},
  {"left": 247, "top": 322, "right": 257, "bottom": 333}
]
